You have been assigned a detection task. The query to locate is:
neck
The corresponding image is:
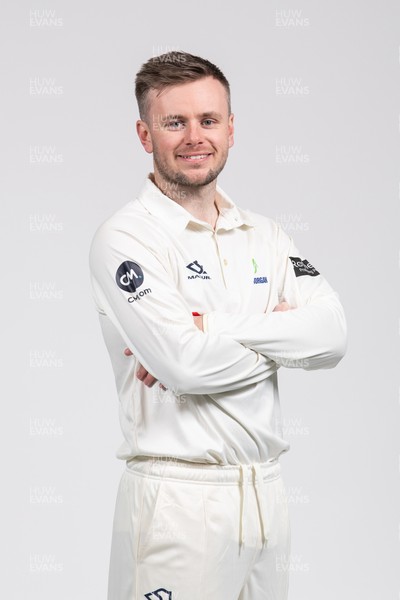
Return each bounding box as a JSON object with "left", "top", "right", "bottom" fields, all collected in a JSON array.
[{"left": 151, "top": 171, "right": 220, "bottom": 230}]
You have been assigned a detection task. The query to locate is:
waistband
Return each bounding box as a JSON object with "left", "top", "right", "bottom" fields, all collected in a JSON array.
[
  {"left": 125, "top": 455, "right": 281, "bottom": 484},
  {"left": 125, "top": 456, "right": 281, "bottom": 550}
]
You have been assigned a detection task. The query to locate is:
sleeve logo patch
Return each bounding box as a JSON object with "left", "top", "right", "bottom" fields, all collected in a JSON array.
[
  {"left": 289, "top": 256, "right": 320, "bottom": 277},
  {"left": 116, "top": 261, "right": 144, "bottom": 292}
]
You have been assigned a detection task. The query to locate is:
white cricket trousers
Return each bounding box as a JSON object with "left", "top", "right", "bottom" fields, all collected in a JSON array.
[{"left": 107, "top": 457, "right": 291, "bottom": 600}]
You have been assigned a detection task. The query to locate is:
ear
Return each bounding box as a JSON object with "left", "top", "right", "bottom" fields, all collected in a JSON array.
[
  {"left": 228, "top": 113, "right": 234, "bottom": 149},
  {"left": 136, "top": 119, "right": 153, "bottom": 154}
]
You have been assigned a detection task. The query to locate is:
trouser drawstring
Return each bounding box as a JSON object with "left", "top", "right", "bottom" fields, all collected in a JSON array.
[
  {"left": 253, "top": 463, "right": 269, "bottom": 548},
  {"left": 239, "top": 463, "right": 269, "bottom": 551},
  {"left": 239, "top": 464, "right": 248, "bottom": 547}
]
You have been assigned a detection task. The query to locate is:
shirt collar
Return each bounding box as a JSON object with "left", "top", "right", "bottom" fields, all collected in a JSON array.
[{"left": 136, "top": 173, "right": 256, "bottom": 233}]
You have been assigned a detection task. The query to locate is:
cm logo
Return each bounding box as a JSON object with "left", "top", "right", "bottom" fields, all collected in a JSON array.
[{"left": 116, "top": 261, "right": 144, "bottom": 293}]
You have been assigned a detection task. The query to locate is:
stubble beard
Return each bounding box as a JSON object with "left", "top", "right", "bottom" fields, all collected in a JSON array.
[{"left": 153, "top": 146, "right": 229, "bottom": 191}]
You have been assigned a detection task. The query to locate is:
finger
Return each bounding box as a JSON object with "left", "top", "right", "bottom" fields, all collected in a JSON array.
[
  {"left": 279, "top": 302, "right": 291, "bottom": 311},
  {"left": 143, "top": 374, "right": 158, "bottom": 387},
  {"left": 135, "top": 363, "right": 158, "bottom": 386},
  {"left": 193, "top": 315, "right": 203, "bottom": 330},
  {"left": 124, "top": 348, "right": 133, "bottom": 356},
  {"left": 273, "top": 302, "right": 291, "bottom": 312},
  {"left": 136, "top": 364, "right": 148, "bottom": 380}
]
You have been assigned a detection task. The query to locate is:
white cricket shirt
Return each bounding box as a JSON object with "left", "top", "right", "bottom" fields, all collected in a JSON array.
[{"left": 89, "top": 174, "right": 347, "bottom": 465}]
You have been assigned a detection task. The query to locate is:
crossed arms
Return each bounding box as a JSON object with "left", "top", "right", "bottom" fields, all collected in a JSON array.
[
  {"left": 130, "top": 301, "right": 293, "bottom": 389},
  {"left": 89, "top": 222, "right": 347, "bottom": 396}
]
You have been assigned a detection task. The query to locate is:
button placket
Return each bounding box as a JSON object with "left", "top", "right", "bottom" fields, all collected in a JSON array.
[{"left": 212, "top": 231, "right": 228, "bottom": 288}]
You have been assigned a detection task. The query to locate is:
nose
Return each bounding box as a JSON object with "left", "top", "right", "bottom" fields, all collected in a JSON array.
[{"left": 183, "top": 120, "right": 204, "bottom": 146}]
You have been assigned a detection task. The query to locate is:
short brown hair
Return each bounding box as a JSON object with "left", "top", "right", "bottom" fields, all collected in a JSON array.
[{"left": 135, "top": 51, "right": 231, "bottom": 121}]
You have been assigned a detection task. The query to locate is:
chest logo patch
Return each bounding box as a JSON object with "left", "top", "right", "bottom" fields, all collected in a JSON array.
[
  {"left": 251, "top": 257, "right": 268, "bottom": 284},
  {"left": 186, "top": 260, "right": 211, "bottom": 280}
]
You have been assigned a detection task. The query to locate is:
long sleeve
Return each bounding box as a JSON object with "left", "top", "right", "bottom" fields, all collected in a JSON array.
[
  {"left": 202, "top": 225, "right": 347, "bottom": 370},
  {"left": 89, "top": 223, "right": 279, "bottom": 396}
]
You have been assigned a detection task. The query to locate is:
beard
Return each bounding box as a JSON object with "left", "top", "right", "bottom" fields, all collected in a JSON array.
[{"left": 152, "top": 145, "right": 229, "bottom": 189}]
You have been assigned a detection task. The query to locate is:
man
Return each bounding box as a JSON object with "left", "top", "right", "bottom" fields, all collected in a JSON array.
[{"left": 89, "top": 51, "right": 347, "bottom": 600}]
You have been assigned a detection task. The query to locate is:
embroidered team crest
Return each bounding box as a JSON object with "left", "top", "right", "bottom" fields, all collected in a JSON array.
[{"left": 144, "top": 588, "right": 172, "bottom": 599}]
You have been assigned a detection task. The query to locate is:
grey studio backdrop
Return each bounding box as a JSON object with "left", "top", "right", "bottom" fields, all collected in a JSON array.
[{"left": 2, "top": 1, "right": 399, "bottom": 598}]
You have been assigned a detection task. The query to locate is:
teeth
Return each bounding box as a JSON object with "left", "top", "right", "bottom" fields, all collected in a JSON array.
[{"left": 180, "top": 154, "right": 209, "bottom": 160}]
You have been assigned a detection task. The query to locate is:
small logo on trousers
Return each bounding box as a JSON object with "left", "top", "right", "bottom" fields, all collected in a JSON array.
[{"left": 144, "top": 588, "right": 172, "bottom": 599}]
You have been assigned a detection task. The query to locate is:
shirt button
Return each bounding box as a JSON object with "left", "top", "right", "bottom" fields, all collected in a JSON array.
[{"left": 223, "top": 258, "right": 228, "bottom": 266}]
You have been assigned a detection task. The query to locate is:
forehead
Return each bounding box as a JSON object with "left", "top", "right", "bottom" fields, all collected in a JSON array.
[{"left": 146, "top": 76, "right": 229, "bottom": 116}]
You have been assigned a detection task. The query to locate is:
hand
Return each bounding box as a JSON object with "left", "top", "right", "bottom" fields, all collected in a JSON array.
[
  {"left": 273, "top": 301, "right": 292, "bottom": 312},
  {"left": 123, "top": 348, "right": 166, "bottom": 390},
  {"left": 193, "top": 314, "right": 203, "bottom": 331},
  {"left": 135, "top": 362, "right": 161, "bottom": 388},
  {"left": 124, "top": 313, "right": 202, "bottom": 390}
]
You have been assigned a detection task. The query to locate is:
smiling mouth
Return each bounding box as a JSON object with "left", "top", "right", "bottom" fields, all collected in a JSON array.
[{"left": 177, "top": 153, "right": 212, "bottom": 161}]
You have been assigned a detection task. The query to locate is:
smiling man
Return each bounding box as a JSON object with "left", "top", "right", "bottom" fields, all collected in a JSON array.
[
  {"left": 137, "top": 73, "right": 233, "bottom": 227},
  {"left": 89, "top": 51, "right": 347, "bottom": 600}
]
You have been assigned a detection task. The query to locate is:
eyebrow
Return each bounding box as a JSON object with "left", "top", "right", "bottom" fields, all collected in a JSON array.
[{"left": 162, "top": 111, "right": 223, "bottom": 121}]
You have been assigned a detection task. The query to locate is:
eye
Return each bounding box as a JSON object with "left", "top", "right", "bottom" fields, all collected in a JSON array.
[
  {"left": 166, "top": 120, "right": 184, "bottom": 130},
  {"left": 202, "top": 119, "right": 215, "bottom": 126}
]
